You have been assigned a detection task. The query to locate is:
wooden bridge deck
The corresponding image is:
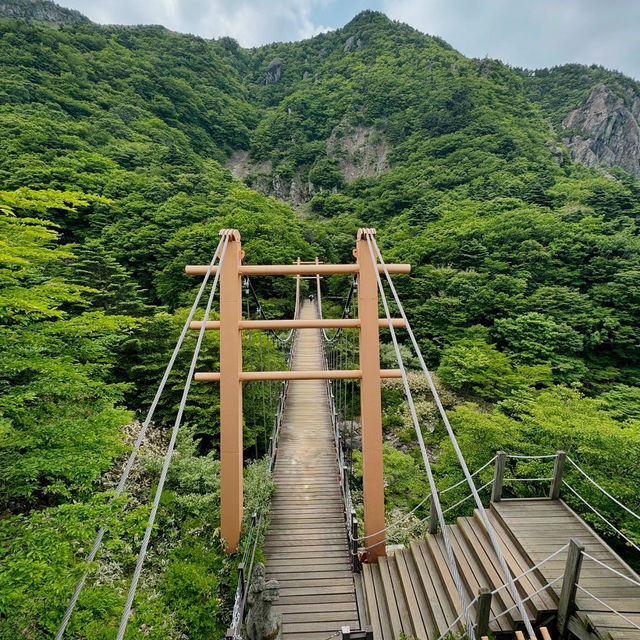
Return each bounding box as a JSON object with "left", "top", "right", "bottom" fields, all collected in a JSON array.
[
  {"left": 358, "top": 499, "right": 640, "bottom": 640},
  {"left": 495, "top": 499, "right": 640, "bottom": 640},
  {"left": 264, "top": 301, "right": 359, "bottom": 639}
]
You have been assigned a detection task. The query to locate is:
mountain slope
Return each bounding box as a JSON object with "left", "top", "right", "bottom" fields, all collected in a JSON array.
[
  {"left": 0, "top": 9, "right": 639, "bottom": 639},
  {"left": 522, "top": 64, "right": 640, "bottom": 177}
]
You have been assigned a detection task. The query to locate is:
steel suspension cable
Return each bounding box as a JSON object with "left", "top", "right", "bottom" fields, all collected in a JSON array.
[
  {"left": 364, "top": 235, "right": 474, "bottom": 637},
  {"left": 115, "top": 234, "right": 230, "bottom": 640},
  {"left": 246, "top": 270, "right": 301, "bottom": 346},
  {"left": 370, "top": 236, "right": 535, "bottom": 638},
  {"left": 55, "top": 236, "right": 227, "bottom": 639},
  {"left": 316, "top": 270, "right": 357, "bottom": 344}
]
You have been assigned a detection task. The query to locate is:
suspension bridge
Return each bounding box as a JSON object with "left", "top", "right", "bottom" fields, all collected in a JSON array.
[{"left": 54, "top": 228, "right": 640, "bottom": 640}]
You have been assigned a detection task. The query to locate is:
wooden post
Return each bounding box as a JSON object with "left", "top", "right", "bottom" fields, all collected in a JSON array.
[
  {"left": 491, "top": 451, "right": 506, "bottom": 502},
  {"left": 356, "top": 228, "right": 386, "bottom": 560},
  {"left": 476, "top": 587, "right": 492, "bottom": 637},
  {"left": 557, "top": 538, "right": 585, "bottom": 638},
  {"left": 429, "top": 492, "right": 439, "bottom": 534},
  {"left": 550, "top": 450, "right": 566, "bottom": 500},
  {"left": 219, "top": 229, "right": 244, "bottom": 553},
  {"left": 341, "top": 626, "right": 351, "bottom": 639}
]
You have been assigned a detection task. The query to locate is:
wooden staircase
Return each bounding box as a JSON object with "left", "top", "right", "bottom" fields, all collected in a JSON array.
[{"left": 358, "top": 504, "right": 558, "bottom": 640}]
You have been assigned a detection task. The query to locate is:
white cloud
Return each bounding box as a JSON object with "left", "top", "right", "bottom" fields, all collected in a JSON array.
[
  {"left": 382, "top": 0, "right": 640, "bottom": 78},
  {"left": 62, "top": 0, "right": 335, "bottom": 46},
  {"left": 57, "top": 0, "right": 640, "bottom": 77}
]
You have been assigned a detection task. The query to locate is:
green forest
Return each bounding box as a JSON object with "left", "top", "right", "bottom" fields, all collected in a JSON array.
[{"left": 0, "top": 5, "right": 639, "bottom": 639}]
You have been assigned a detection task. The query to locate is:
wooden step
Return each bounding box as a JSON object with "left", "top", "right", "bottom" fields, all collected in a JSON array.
[
  {"left": 457, "top": 515, "right": 521, "bottom": 624},
  {"left": 484, "top": 508, "right": 557, "bottom": 616},
  {"left": 409, "top": 539, "right": 455, "bottom": 636},
  {"left": 446, "top": 524, "right": 513, "bottom": 632},
  {"left": 394, "top": 549, "right": 431, "bottom": 640}
]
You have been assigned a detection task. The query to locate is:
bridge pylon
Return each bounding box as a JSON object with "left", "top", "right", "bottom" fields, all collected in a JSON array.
[{"left": 186, "top": 229, "right": 411, "bottom": 559}]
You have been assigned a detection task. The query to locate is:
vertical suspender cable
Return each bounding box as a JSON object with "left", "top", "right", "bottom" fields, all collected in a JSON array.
[
  {"left": 55, "top": 236, "right": 227, "bottom": 639},
  {"left": 370, "top": 236, "right": 535, "bottom": 638},
  {"left": 115, "top": 234, "right": 230, "bottom": 640},
  {"left": 364, "top": 235, "right": 475, "bottom": 637}
]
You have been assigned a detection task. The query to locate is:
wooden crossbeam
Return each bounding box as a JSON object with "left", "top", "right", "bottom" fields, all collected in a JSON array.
[
  {"left": 195, "top": 369, "right": 403, "bottom": 382},
  {"left": 185, "top": 263, "right": 411, "bottom": 276},
  {"left": 189, "top": 318, "right": 406, "bottom": 330}
]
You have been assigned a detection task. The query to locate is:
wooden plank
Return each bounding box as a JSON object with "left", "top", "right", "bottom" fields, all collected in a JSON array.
[
  {"left": 462, "top": 515, "right": 521, "bottom": 622},
  {"left": 371, "top": 562, "right": 395, "bottom": 640},
  {"left": 284, "top": 621, "right": 359, "bottom": 633},
  {"left": 419, "top": 539, "right": 464, "bottom": 633},
  {"left": 274, "top": 602, "right": 357, "bottom": 614},
  {"left": 388, "top": 554, "right": 413, "bottom": 637},
  {"left": 362, "top": 563, "right": 384, "bottom": 640},
  {"left": 280, "top": 611, "right": 360, "bottom": 624},
  {"left": 584, "top": 612, "right": 640, "bottom": 630},
  {"left": 410, "top": 540, "right": 455, "bottom": 635},
  {"left": 278, "top": 593, "right": 356, "bottom": 605},
  {"left": 425, "top": 536, "right": 464, "bottom": 614},
  {"left": 395, "top": 549, "right": 429, "bottom": 640},
  {"left": 378, "top": 557, "right": 404, "bottom": 639},
  {"left": 448, "top": 525, "right": 511, "bottom": 632}
]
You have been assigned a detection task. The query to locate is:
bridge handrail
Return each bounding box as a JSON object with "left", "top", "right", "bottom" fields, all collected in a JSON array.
[
  {"left": 574, "top": 584, "right": 640, "bottom": 632},
  {"left": 566, "top": 455, "right": 640, "bottom": 522},
  {"left": 488, "top": 575, "right": 563, "bottom": 624},
  {"left": 370, "top": 235, "right": 533, "bottom": 639},
  {"left": 562, "top": 481, "right": 640, "bottom": 552}
]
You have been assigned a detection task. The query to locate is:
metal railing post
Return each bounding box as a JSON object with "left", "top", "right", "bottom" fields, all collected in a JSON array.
[
  {"left": 550, "top": 450, "right": 566, "bottom": 500},
  {"left": 491, "top": 451, "right": 506, "bottom": 502},
  {"left": 557, "top": 538, "right": 585, "bottom": 638}
]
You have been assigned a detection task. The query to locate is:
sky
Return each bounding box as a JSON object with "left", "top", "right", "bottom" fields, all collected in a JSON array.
[{"left": 59, "top": 0, "right": 640, "bottom": 79}]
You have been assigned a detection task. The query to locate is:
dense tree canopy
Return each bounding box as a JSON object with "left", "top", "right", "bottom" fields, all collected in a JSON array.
[{"left": 0, "top": 7, "right": 639, "bottom": 637}]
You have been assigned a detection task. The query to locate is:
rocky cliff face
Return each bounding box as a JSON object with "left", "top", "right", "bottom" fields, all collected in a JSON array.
[
  {"left": 561, "top": 83, "right": 640, "bottom": 176},
  {"left": 226, "top": 123, "right": 388, "bottom": 206},
  {"left": 0, "top": 0, "right": 90, "bottom": 25}
]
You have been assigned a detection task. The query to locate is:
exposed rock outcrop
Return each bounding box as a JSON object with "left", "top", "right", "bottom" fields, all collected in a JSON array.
[
  {"left": 264, "top": 59, "right": 282, "bottom": 85},
  {"left": 326, "top": 122, "right": 389, "bottom": 183},
  {"left": 343, "top": 35, "right": 355, "bottom": 52},
  {"left": 561, "top": 83, "right": 640, "bottom": 176},
  {"left": 226, "top": 123, "right": 389, "bottom": 206},
  {"left": 0, "top": 0, "right": 90, "bottom": 25}
]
